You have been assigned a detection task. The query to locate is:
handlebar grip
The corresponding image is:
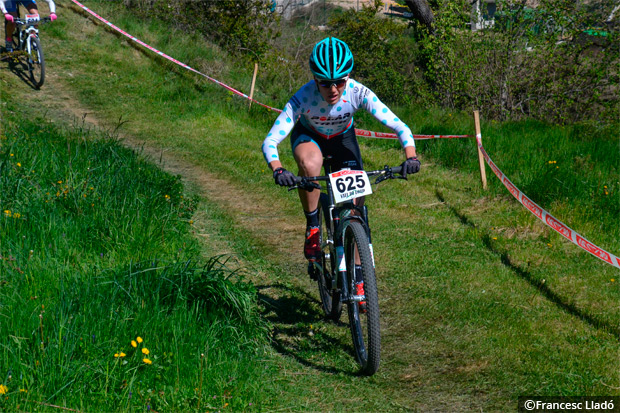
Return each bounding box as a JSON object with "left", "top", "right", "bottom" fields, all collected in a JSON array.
[{"left": 391, "top": 165, "right": 403, "bottom": 175}]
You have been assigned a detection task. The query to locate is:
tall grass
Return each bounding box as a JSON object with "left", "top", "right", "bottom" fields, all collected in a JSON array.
[{"left": 0, "top": 107, "right": 270, "bottom": 411}]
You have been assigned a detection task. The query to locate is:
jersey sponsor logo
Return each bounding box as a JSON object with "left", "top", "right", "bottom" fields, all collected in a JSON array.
[
  {"left": 291, "top": 96, "right": 301, "bottom": 110},
  {"left": 311, "top": 112, "right": 351, "bottom": 126}
]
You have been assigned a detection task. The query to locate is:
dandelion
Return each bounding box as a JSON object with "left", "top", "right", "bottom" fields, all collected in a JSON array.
[
  {"left": 16, "top": 162, "right": 21, "bottom": 167},
  {"left": 492, "top": 237, "right": 497, "bottom": 240},
  {"left": 142, "top": 348, "right": 150, "bottom": 355},
  {"left": 164, "top": 194, "right": 170, "bottom": 200},
  {"left": 19, "top": 389, "right": 27, "bottom": 393},
  {"left": 131, "top": 340, "right": 137, "bottom": 348},
  {"left": 0, "top": 384, "right": 7, "bottom": 395},
  {"left": 136, "top": 336, "right": 143, "bottom": 344},
  {"left": 143, "top": 358, "right": 152, "bottom": 365},
  {"left": 547, "top": 243, "right": 552, "bottom": 247},
  {"left": 10, "top": 153, "right": 14, "bottom": 157},
  {"left": 3, "top": 210, "right": 10, "bottom": 217}
]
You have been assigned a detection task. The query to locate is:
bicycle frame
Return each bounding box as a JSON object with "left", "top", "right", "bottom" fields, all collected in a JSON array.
[
  {"left": 322, "top": 165, "right": 373, "bottom": 303},
  {"left": 295, "top": 162, "right": 403, "bottom": 304},
  {"left": 13, "top": 15, "right": 50, "bottom": 52}
]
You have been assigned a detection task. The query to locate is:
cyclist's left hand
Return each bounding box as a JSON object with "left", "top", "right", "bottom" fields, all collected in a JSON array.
[
  {"left": 4, "top": 14, "right": 14, "bottom": 22},
  {"left": 50, "top": 13, "right": 57, "bottom": 21},
  {"left": 400, "top": 157, "right": 421, "bottom": 179}
]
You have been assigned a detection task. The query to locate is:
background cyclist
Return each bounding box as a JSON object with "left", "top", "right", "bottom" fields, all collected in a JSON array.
[{"left": 2, "top": 0, "right": 56, "bottom": 53}]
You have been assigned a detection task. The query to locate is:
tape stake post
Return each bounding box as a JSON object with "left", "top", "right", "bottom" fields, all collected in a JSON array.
[
  {"left": 249, "top": 62, "right": 258, "bottom": 109},
  {"left": 474, "top": 110, "right": 488, "bottom": 190}
]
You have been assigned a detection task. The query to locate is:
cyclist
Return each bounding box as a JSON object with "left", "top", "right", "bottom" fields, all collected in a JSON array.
[
  {"left": 262, "top": 37, "right": 420, "bottom": 296},
  {"left": 2, "top": 0, "right": 56, "bottom": 53}
]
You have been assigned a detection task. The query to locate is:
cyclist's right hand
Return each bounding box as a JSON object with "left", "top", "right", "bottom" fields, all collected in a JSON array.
[
  {"left": 50, "top": 13, "right": 57, "bottom": 21},
  {"left": 273, "top": 167, "right": 296, "bottom": 187},
  {"left": 5, "top": 14, "right": 14, "bottom": 22}
]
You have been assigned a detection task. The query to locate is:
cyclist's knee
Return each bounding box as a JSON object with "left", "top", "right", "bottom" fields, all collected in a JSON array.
[{"left": 295, "top": 151, "right": 322, "bottom": 176}]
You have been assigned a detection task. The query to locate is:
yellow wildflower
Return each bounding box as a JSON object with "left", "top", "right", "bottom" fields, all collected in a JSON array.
[
  {"left": 131, "top": 340, "right": 137, "bottom": 348},
  {"left": 143, "top": 358, "right": 152, "bottom": 365},
  {"left": 16, "top": 162, "right": 21, "bottom": 167},
  {"left": 136, "top": 336, "right": 143, "bottom": 344},
  {"left": 142, "top": 348, "right": 150, "bottom": 355},
  {"left": 0, "top": 384, "right": 7, "bottom": 395}
]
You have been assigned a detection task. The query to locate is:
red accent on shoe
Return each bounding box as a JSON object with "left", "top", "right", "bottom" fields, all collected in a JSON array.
[{"left": 304, "top": 226, "right": 321, "bottom": 261}]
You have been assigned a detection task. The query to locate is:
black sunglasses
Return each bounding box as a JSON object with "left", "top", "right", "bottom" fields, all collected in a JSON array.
[{"left": 317, "top": 78, "right": 347, "bottom": 88}]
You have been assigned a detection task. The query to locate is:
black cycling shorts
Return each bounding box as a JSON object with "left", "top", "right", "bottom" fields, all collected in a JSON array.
[{"left": 290, "top": 122, "right": 363, "bottom": 173}]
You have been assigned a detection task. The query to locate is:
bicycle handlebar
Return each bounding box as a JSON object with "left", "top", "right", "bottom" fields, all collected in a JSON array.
[
  {"left": 290, "top": 165, "right": 406, "bottom": 192},
  {"left": 14, "top": 16, "right": 52, "bottom": 25}
]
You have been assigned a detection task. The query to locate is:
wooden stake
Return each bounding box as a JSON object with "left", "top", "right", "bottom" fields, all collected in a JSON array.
[
  {"left": 249, "top": 62, "right": 258, "bottom": 109},
  {"left": 474, "top": 110, "right": 488, "bottom": 190}
]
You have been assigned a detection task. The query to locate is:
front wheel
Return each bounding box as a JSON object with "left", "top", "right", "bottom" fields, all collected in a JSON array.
[
  {"left": 27, "top": 36, "right": 45, "bottom": 89},
  {"left": 344, "top": 220, "right": 380, "bottom": 375}
]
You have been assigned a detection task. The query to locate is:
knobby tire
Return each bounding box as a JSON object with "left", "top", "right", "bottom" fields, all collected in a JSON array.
[
  {"left": 316, "top": 193, "right": 342, "bottom": 320},
  {"left": 344, "top": 220, "right": 380, "bottom": 375},
  {"left": 27, "top": 36, "right": 45, "bottom": 89}
]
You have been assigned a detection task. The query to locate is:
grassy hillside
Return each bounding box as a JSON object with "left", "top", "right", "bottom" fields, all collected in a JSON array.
[{"left": 1, "top": 0, "right": 618, "bottom": 411}]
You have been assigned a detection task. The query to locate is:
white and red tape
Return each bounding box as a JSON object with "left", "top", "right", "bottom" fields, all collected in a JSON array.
[{"left": 70, "top": 0, "right": 619, "bottom": 270}]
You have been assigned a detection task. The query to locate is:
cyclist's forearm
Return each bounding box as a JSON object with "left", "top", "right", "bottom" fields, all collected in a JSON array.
[
  {"left": 269, "top": 160, "right": 283, "bottom": 172},
  {"left": 404, "top": 146, "right": 417, "bottom": 159},
  {"left": 46, "top": 0, "right": 57, "bottom": 14}
]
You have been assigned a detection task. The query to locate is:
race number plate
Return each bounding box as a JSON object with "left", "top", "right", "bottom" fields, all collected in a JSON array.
[
  {"left": 329, "top": 169, "right": 372, "bottom": 204},
  {"left": 25, "top": 14, "right": 40, "bottom": 24}
]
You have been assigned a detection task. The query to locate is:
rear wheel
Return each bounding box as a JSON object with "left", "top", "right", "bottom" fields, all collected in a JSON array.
[
  {"left": 315, "top": 193, "right": 342, "bottom": 320},
  {"left": 344, "top": 220, "right": 380, "bottom": 375},
  {"left": 27, "top": 36, "right": 45, "bottom": 89}
]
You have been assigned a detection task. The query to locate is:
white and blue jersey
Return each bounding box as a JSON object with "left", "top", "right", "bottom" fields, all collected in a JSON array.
[{"left": 262, "top": 78, "right": 415, "bottom": 164}]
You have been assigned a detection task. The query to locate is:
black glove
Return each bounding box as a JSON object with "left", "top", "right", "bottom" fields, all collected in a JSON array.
[
  {"left": 401, "top": 157, "right": 421, "bottom": 179},
  {"left": 273, "top": 167, "right": 296, "bottom": 187}
]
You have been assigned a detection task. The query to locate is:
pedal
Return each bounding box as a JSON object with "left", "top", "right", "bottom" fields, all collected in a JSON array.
[{"left": 307, "top": 261, "right": 318, "bottom": 281}]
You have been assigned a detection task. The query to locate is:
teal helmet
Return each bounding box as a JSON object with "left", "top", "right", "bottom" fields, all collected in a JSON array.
[{"left": 309, "top": 37, "right": 354, "bottom": 80}]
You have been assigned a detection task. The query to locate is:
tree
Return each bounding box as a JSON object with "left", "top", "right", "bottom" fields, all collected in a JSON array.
[{"left": 403, "top": 0, "right": 435, "bottom": 32}]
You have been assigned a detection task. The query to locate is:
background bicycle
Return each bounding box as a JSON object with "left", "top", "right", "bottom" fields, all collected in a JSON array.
[
  {"left": 292, "top": 162, "right": 407, "bottom": 376},
  {"left": 4, "top": 14, "right": 51, "bottom": 89}
]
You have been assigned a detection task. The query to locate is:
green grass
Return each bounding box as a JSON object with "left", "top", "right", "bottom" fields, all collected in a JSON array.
[
  {"left": 0, "top": 0, "right": 619, "bottom": 410},
  {"left": 0, "top": 108, "right": 271, "bottom": 411}
]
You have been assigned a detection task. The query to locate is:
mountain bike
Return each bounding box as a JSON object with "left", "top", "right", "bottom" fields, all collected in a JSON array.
[
  {"left": 291, "top": 160, "right": 406, "bottom": 376},
  {"left": 7, "top": 14, "right": 52, "bottom": 89}
]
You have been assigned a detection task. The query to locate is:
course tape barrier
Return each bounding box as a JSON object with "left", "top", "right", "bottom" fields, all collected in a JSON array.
[
  {"left": 476, "top": 134, "right": 620, "bottom": 270},
  {"left": 70, "top": 0, "right": 282, "bottom": 113},
  {"left": 70, "top": 0, "right": 472, "bottom": 141}
]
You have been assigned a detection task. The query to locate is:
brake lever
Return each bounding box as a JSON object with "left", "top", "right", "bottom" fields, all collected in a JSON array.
[{"left": 287, "top": 179, "right": 320, "bottom": 192}]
